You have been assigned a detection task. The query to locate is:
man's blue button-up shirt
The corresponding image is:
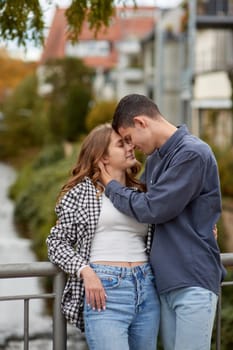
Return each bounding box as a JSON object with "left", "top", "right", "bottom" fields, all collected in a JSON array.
[{"left": 105, "top": 125, "right": 226, "bottom": 295}]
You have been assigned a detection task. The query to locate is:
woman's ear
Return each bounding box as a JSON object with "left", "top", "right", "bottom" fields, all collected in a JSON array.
[{"left": 101, "top": 155, "right": 109, "bottom": 165}]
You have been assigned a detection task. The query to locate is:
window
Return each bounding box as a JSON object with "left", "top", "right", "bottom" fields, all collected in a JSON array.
[{"left": 66, "top": 41, "right": 110, "bottom": 57}]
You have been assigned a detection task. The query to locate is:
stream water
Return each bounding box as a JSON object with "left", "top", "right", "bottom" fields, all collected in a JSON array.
[{"left": 0, "top": 162, "right": 87, "bottom": 349}]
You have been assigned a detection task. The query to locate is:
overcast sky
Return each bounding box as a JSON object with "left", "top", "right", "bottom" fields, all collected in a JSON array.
[{"left": 3, "top": 0, "right": 182, "bottom": 61}]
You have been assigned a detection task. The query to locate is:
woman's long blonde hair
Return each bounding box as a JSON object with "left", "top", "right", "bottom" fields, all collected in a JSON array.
[{"left": 58, "top": 123, "right": 145, "bottom": 202}]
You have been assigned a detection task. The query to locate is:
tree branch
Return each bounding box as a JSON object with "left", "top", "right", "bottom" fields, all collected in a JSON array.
[{"left": 0, "top": 0, "right": 137, "bottom": 47}]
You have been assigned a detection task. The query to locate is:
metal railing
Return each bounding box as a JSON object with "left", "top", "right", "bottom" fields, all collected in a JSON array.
[
  {"left": 0, "top": 262, "right": 67, "bottom": 350},
  {"left": 215, "top": 253, "right": 233, "bottom": 350},
  {"left": 0, "top": 253, "right": 233, "bottom": 350}
]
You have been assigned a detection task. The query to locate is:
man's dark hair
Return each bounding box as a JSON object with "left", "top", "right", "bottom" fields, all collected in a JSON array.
[{"left": 112, "top": 94, "right": 161, "bottom": 132}]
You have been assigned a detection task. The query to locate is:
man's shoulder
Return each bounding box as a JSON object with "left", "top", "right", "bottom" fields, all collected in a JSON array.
[
  {"left": 166, "top": 134, "right": 216, "bottom": 169},
  {"left": 182, "top": 134, "right": 213, "bottom": 156}
]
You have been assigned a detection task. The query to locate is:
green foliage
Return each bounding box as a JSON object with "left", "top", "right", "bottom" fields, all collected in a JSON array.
[
  {"left": 65, "top": 84, "right": 91, "bottom": 141},
  {"left": 0, "top": 0, "right": 136, "bottom": 47},
  {"left": 210, "top": 268, "right": 233, "bottom": 350},
  {"left": 0, "top": 54, "right": 36, "bottom": 101},
  {"left": 213, "top": 147, "right": 233, "bottom": 197},
  {"left": 31, "top": 143, "right": 65, "bottom": 169},
  {"left": 66, "top": 0, "right": 115, "bottom": 42},
  {"left": 85, "top": 100, "right": 117, "bottom": 131},
  {"left": 0, "top": 73, "right": 48, "bottom": 159},
  {"left": 45, "top": 57, "right": 94, "bottom": 141},
  {"left": 10, "top": 143, "right": 79, "bottom": 261},
  {"left": 0, "top": 57, "right": 94, "bottom": 161},
  {"left": 0, "top": 0, "right": 44, "bottom": 46}
]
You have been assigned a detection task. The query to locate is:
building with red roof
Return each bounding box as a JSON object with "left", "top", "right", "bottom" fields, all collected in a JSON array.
[{"left": 39, "top": 6, "right": 156, "bottom": 99}]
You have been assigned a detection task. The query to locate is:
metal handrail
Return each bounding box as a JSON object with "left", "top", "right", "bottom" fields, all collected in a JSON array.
[
  {"left": 0, "top": 253, "right": 233, "bottom": 350},
  {"left": 0, "top": 262, "right": 67, "bottom": 350}
]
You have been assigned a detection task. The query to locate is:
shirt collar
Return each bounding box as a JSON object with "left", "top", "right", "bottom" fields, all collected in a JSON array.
[{"left": 158, "top": 124, "right": 189, "bottom": 158}]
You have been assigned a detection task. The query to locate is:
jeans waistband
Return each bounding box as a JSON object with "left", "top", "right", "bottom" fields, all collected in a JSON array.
[{"left": 89, "top": 262, "right": 152, "bottom": 277}]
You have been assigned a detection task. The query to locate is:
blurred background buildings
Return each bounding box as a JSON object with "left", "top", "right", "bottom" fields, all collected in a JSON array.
[{"left": 36, "top": 0, "right": 233, "bottom": 148}]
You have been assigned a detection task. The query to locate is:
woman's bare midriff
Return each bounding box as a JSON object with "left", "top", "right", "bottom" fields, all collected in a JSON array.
[{"left": 91, "top": 261, "right": 147, "bottom": 267}]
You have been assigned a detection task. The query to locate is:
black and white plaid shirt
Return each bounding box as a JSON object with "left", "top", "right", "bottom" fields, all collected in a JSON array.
[{"left": 46, "top": 177, "right": 153, "bottom": 332}]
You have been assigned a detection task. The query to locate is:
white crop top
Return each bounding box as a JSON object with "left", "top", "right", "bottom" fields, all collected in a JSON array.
[{"left": 89, "top": 193, "right": 148, "bottom": 262}]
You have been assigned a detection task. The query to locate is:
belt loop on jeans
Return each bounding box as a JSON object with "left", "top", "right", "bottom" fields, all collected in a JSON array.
[{"left": 120, "top": 267, "right": 125, "bottom": 278}]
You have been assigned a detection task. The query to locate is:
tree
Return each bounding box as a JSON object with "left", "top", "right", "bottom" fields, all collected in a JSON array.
[
  {"left": 0, "top": 0, "right": 136, "bottom": 47},
  {"left": 85, "top": 100, "right": 117, "bottom": 131},
  {"left": 44, "top": 57, "right": 94, "bottom": 141},
  {"left": 1, "top": 73, "right": 47, "bottom": 158},
  {"left": 0, "top": 48, "right": 36, "bottom": 104}
]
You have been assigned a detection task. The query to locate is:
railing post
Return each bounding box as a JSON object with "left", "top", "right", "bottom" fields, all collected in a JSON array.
[
  {"left": 24, "top": 298, "right": 29, "bottom": 350},
  {"left": 53, "top": 270, "right": 67, "bottom": 350}
]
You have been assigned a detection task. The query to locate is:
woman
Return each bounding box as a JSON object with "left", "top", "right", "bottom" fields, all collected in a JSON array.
[{"left": 46, "top": 123, "right": 160, "bottom": 350}]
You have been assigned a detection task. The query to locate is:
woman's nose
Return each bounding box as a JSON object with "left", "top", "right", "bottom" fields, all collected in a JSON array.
[{"left": 126, "top": 142, "right": 134, "bottom": 151}]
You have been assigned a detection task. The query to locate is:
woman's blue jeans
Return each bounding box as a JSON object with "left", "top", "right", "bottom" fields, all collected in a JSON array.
[
  {"left": 84, "top": 263, "right": 160, "bottom": 350},
  {"left": 160, "top": 286, "right": 218, "bottom": 350}
]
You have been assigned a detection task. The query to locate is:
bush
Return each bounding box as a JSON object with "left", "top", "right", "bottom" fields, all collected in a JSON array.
[
  {"left": 85, "top": 100, "right": 117, "bottom": 131},
  {"left": 45, "top": 57, "right": 94, "bottom": 142},
  {"left": 9, "top": 144, "right": 79, "bottom": 260},
  {"left": 1, "top": 74, "right": 48, "bottom": 159},
  {"left": 213, "top": 147, "right": 233, "bottom": 197},
  {"left": 32, "top": 144, "right": 64, "bottom": 169}
]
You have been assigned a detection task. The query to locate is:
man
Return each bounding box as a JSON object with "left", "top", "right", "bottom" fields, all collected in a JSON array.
[{"left": 99, "top": 94, "right": 226, "bottom": 350}]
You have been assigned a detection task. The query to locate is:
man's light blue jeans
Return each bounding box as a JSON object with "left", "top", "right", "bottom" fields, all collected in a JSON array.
[
  {"left": 84, "top": 263, "right": 160, "bottom": 350},
  {"left": 160, "top": 286, "right": 218, "bottom": 350}
]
